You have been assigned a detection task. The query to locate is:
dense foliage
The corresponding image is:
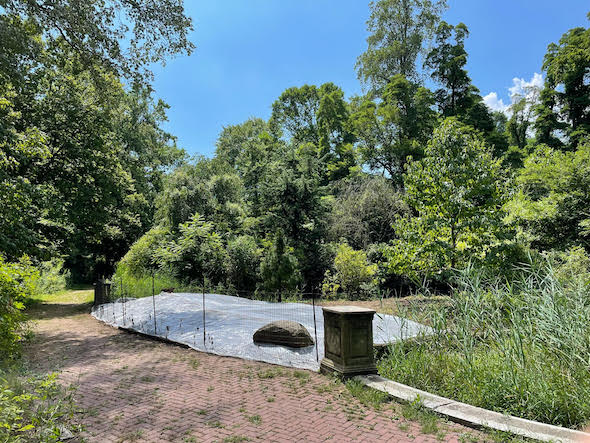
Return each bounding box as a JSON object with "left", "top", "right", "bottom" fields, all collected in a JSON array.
[
  {"left": 110, "top": 6, "right": 590, "bottom": 302},
  {"left": 506, "top": 142, "right": 590, "bottom": 252},
  {"left": 1, "top": 0, "right": 191, "bottom": 281},
  {"left": 1, "top": 0, "right": 585, "bottom": 297},
  {"left": 0, "top": 256, "right": 37, "bottom": 360},
  {"left": 0, "top": 2, "right": 194, "bottom": 439},
  {"left": 322, "top": 243, "right": 378, "bottom": 299}
]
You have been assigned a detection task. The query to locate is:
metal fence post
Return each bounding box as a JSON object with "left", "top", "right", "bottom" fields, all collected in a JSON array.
[
  {"left": 312, "top": 293, "right": 319, "bottom": 362},
  {"left": 152, "top": 273, "right": 157, "bottom": 335},
  {"left": 202, "top": 278, "right": 206, "bottom": 348},
  {"left": 121, "top": 278, "right": 125, "bottom": 326}
]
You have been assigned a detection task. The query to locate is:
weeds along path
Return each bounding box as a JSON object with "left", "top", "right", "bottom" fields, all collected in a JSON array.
[{"left": 24, "top": 293, "right": 492, "bottom": 443}]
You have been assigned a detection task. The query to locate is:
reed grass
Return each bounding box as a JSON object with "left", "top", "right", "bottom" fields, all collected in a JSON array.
[{"left": 378, "top": 259, "right": 590, "bottom": 429}]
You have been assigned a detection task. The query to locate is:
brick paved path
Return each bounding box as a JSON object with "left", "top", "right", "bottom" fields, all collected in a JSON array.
[{"left": 25, "top": 303, "right": 490, "bottom": 443}]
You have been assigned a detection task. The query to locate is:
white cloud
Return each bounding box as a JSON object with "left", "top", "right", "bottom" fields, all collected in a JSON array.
[
  {"left": 508, "top": 72, "right": 543, "bottom": 101},
  {"left": 483, "top": 73, "right": 543, "bottom": 116},
  {"left": 483, "top": 92, "right": 508, "bottom": 113}
]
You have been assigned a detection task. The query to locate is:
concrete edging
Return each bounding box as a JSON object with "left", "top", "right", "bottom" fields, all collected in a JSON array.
[{"left": 355, "top": 374, "right": 589, "bottom": 443}]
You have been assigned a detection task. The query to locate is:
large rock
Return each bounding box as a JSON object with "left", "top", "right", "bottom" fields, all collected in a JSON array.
[{"left": 253, "top": 320, "right": 314, "bottom": 348}]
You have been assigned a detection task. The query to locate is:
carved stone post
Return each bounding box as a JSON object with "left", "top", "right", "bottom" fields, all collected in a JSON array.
[{"left": 320, "top": 306, "right": 377, "bottom": 377}]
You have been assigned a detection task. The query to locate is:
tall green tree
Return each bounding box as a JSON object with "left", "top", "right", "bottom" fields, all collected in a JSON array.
[
  {"left": 387, "top": 119, "right": 508, "bottom": 279},
  {"left": 534, "top": 88, "right": 568, "bottom": 149},
  {"left": 234, "top": 132, "right": 281, "bottom": 218},
  {"left": 212, "top": 119, "right": 281, "bottom": 218},
  {"left": 270, "top": 83, "right": 357, "bottom": 182},
  {"left": 535, "top": 17, "right": 590, "bottom": 149},
  {"left": 424, "top": 21, "right": 474, "bottom": 117},
  {"left": 259, "top": 148, "right": 330, "bottom": 289},
  {"left": 507, "top": 85, "right": 540, "bottom": 151},
  {"left": 1, "top": 48, "right": 184, "bottom": 278},
  {"left": 350, "top": 74, "right": 436, "bottom": 183},
  {"left": 425, "top": 21, "right": 507, "bottom": 153},
  {"left": 0, "top": 1, "right": 194, "bottom": 279},
  {"left": 356, "top": 0, "right": 447, "bottom": 91},
  {"left": 215, "top": 118, "right": 270, "bottom": 168},
  {"left": 270, "top": 85, "right": 322, "bottom": 146},
  {"left": 33, "top": 64, "right": 183, "bottom": 279},
  {"left": 0, "top": 84, "right": 49, "bottom": 259},
  {"left": 155, "top": 159, "right": 246, "bottom": 236}
]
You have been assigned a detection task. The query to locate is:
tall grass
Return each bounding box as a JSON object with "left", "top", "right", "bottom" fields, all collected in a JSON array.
[{"left": 378, "top": 259, "right": 590, "bottom": 429}]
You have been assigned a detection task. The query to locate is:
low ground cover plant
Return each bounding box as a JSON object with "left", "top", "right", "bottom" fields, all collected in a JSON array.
[
  {"left": 0, "top": 256, "right": 77, "bottom": 441},
  {"left": 378, "top": 257, "right": 590, "bottom": 429},
  {"left": 0, "top": 371, "right": 76, "bottom": 442}
]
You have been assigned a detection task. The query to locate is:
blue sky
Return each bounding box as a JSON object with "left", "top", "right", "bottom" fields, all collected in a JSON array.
[{"left": 151, "top": 1, "right": 589, "bottom": 157}]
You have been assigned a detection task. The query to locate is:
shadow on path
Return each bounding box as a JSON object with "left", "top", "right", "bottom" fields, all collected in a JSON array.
[
  {"left": 27, "top": 302, "right": 93, "bottom": 321},
  {"left": 21, "top": 298, "right": 489, "bottom": 443}
]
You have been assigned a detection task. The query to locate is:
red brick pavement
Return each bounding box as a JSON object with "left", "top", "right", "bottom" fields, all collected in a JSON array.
[{"left": 24, "top": 304, "right": 491, "bottom": 443}]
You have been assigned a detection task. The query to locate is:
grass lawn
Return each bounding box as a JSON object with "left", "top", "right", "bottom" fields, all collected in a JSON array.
[
  {"left": 25, "top": 288, "right": 95, "bottom": 320},
  {"left": 31, "top": 287, "right": 94, "bottom": 305}
]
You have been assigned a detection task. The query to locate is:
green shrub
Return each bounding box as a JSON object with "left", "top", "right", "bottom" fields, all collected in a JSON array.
[
  {"left": 161, "top": 213, "right": 228, "bottom": 286},
  {"left": 322, "top": 243, "right": 377, "bottom": 299},
  {"left": 0, "top": 371, "right": 75, "bottom": 442},
  {"left": 544, "top": 246, "right": 590, "bottom": 287},
  {"left": 34, "top": 258, "right": 69, "bottom": 295},
  {"left": 378, "top": 260, "right": 590, "bottom": 429},
  {"left": 119, "top": 226, "right": 171, "bottom": 277},
  {"left": 0, "top": 256, "right": 38, "bottom": 360},
  {"left": 328, "top": 175, "right": 410, "bottom": 249},
  {"left": 506, "top": 142, "right": 590, "bottom": 252},
  {"left": 259, "top": 232, "right": 300, "bottom": 293},
  {"left": 114, "top": 218, "right": 233, "bottom": 296},
  {"left": 226, "top": 235, "right": 261, "bottom": 292}
]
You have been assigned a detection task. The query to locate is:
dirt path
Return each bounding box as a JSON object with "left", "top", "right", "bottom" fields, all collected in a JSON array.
[{"left": 23, "top": 300, "right": 490, "bottom": 443}]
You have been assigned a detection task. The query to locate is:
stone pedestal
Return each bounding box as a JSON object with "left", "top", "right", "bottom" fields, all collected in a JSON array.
[{"left": 320, "top": 306, "right": 377, "bottom": 377}]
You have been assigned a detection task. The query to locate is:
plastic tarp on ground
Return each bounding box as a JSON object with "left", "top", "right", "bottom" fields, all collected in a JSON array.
[{"left": 91, "top": 292, "right": 431, "bottom": 371}]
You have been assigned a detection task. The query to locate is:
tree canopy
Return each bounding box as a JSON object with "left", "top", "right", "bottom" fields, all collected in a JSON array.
[
  {"left": 535, "top": 19, "right": 590, "bottom": 149},
  {"left": 2, "top": 1, "right": 590, "bottom": 296},
  {"left": 1, "top": 0, "right": 194, "bottom": 84},
  {"left": 356, "top": 0, "right": 447, "bottom": 91},
  {"left": 0, "top": 0, "right": 189, "bottom": 280}
]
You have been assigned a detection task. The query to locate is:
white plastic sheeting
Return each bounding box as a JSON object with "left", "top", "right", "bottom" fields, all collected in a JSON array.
[{"left": 91, "top": 292, "right": 431, "bottom": 371}]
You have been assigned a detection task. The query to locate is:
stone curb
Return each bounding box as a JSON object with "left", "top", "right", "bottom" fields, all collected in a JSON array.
[{"left": 355, "top": 374, "right": 590, "bottom": 443}]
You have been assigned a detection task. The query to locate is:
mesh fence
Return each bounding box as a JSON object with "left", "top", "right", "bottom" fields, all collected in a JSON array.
[
  {"left": 91, "top": 278, "right": 430, "bottom": 371},
  {"left": 92, "top": 278, "right": 324, "bottom": 370}
]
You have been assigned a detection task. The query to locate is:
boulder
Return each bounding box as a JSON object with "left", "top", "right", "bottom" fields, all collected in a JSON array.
[{"left": 253, "top": 320, "right": 314, "bottom": 348}]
